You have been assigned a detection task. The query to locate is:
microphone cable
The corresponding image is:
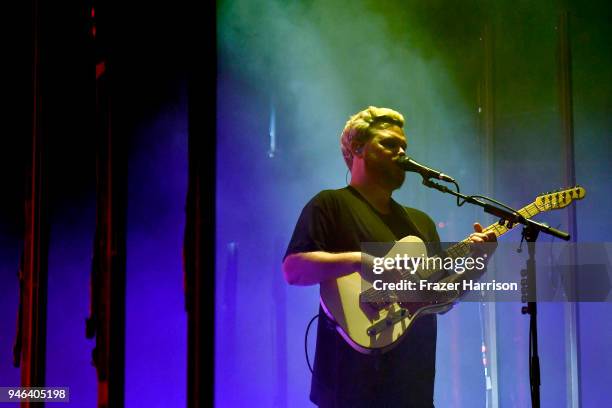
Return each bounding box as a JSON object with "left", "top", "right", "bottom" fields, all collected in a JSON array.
[{"left": 305, "top": 314, "right": 319, "bottom": 374}]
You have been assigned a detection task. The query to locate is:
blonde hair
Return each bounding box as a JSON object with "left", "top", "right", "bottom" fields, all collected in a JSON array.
[{"left": 340, "top": 106, "right": 404, "bottom": 170}]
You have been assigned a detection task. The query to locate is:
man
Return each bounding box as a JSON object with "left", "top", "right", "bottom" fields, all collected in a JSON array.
[{"left": 283, "top": 106, "right": 496, "bottom": 407}]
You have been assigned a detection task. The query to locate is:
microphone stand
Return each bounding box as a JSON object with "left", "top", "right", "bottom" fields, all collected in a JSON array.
[
  {"left": 520, "top": 223, "right": 541, "bottom": 408},
  {"left": 421, "top": 177, "right": 570, "bottom": 408},
  {"left": 420, "top": 178, "right": 569, "bottom": 241}
]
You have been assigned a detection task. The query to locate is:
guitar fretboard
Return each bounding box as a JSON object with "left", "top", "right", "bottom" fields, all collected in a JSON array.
[{"left": 444, "top": 202, "right": 542, "bottom": 260}]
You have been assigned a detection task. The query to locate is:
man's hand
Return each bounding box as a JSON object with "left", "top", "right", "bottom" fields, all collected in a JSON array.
[
  {"left": 358, "top": 253, "right": 378, "bottom": 283},
  {"left": 469, "top": 222, "right": 497, "bottom": 243},
  {"left": 359, "top": 253, "right": 404, "bottom": 284},
  {"left": 468, "top": 222, "right": 497, "bottom": 259}
]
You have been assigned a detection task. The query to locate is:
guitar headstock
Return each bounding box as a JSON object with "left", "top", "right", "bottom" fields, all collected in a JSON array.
[{"left": 534, "top": 186, "right": 586, "bottom": 212}]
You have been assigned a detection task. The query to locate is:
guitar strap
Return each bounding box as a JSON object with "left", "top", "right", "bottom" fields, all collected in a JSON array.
[{"left": 398, "top": 205, "right": 428, "bottom": 241}]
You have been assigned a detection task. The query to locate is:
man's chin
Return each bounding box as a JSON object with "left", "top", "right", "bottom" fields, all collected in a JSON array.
[
  {"left": 386, "top": 173, "right": 405, "bottom": 190},
  {"left": 367, "top": 163, "right": 405, "bottom": 189}
]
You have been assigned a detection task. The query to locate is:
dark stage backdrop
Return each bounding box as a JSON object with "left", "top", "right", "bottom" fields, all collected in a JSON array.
[
  {"left": 0, "top": 0, "right": 189, "bottom": 406},
  {"left": 0, "top": 60, "right": 188, "bottom": 407}
]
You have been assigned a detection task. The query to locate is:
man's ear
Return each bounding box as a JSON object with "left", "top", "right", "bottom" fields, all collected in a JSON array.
[{"left": 352, "top": 142, "right": 365, "bottom": 157}]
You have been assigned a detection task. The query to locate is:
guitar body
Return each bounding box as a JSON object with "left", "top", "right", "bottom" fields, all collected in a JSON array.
[{"left": 319, "top": 235, "right": 452, "bottom": 355}]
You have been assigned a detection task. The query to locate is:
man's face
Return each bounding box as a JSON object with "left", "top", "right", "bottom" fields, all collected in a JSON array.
[{"left": 363, "top": 123, "right": 407, "bottom": 190}]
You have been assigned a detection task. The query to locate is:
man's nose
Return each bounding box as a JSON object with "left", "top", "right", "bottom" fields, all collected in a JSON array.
[{"left": 398, "top": 147, "right": 406, "bottom": 156}]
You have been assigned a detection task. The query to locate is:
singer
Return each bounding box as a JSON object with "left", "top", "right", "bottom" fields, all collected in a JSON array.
[{"left": 282, "top": 106, "right": 496, "bottom": 407}]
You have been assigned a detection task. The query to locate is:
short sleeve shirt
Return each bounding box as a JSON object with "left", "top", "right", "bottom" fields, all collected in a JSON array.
[{"left": 285, "top": 186, "right": 441, "bottom": 408}]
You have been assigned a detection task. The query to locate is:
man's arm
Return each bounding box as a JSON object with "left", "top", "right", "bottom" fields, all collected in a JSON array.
[{"left": 283, "top": 251, "right": 369, "bottom": 286}]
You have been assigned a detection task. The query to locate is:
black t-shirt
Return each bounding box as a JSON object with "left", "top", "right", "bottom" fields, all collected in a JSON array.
[{"left": 284, "top": 186, "right": 441, "bottom": 408}]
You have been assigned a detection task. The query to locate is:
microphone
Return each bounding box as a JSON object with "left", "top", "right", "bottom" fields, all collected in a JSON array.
[{"left": 396, "top": 156, "right": 456, "bottom": 183}]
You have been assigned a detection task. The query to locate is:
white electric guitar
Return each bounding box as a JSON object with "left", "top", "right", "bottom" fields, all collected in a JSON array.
[{"left": 319, "top": 186, "right": 586, "bottom": 354}]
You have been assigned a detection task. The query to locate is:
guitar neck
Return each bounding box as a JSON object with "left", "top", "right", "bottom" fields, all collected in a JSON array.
[{"left": 445, "top": 202, "right": 542, "bottom": 259}]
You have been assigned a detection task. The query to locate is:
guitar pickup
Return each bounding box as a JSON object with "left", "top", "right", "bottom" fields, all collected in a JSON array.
[{"left": 366, "top": 308, "right": 411, "bottom": 336}]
